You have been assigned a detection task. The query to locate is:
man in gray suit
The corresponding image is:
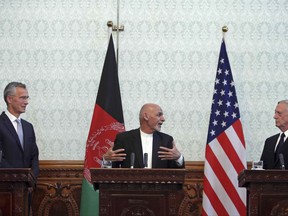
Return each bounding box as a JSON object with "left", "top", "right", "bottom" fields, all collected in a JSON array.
[{"left": 0, "top": 82, "right": 39, "bottom": 177}]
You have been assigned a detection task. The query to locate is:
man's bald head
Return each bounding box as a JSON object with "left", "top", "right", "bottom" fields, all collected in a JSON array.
[{"left": 139, "top": 103, "right": 165, "bottom": 134}]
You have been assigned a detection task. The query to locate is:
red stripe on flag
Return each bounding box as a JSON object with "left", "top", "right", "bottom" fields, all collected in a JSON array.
[
  {"left": 217, "top": 129, "right": 245, "bottom": 173},
  {"left": 233, "top": 119, "right": 245, "bottom": 148},
  {"left": 205, "top": 143, "right": 246, "bottom": 215},
  {"left": 202, "top": 210, "right": 208, "bottom": 216},
  {"left": 205, "top": 143, "right": 222, "bottom": 174},
  {"left": 203, "top": 176, "right": 229, "bottom": 216},
  {"left": 83, "top": 104, "right": 124, "bottom": 182},
  {"left": 203, "top": 146, "right": 229, "bottom": 215}
]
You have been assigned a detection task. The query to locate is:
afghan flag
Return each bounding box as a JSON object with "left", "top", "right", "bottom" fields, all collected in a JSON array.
[{"left": 80, "top": 34, "right": 125, "bottom": 216}]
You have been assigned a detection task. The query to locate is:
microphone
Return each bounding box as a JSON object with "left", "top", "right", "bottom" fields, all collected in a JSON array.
[
  {"left": 130, "top": 152, "right": 135, "bottom": 168},
  {"left": 143, "top": 153, "right": 148, "bottom": 168},
  {"left": 279, "top": 153, "right": 285, "bottom": 170}
]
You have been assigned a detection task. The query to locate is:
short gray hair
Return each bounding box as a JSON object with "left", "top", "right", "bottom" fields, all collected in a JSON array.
[
  {"left": 4, "top": 82, "right": 26, "bottom": 105},
  {"left": 278, "top": 100, "right": 288, "bottom": 105}
]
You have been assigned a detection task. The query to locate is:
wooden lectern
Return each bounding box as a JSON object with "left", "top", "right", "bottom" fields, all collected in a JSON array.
[
  {"left": 91, "top": 168, "right": 186, "bottom": 216},
  {"left": 239, "top": 169, "right": 288, "bottom": 216},
  {"left": 0, "top": 168, "right": 36, "bottom": 216}
]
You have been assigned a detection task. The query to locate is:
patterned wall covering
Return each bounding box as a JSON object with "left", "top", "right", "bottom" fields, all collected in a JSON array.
[{"left": 0, "top": 0, "right": 287, "bottom": 161}]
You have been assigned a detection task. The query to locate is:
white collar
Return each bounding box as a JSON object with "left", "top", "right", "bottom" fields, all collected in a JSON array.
[{"left": 5, "top": 110, "right": 20, "bottom": 122}]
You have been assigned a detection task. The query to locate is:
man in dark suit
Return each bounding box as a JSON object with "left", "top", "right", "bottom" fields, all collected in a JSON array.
[
  {"left": 261, "top": 100, "right": 288, "bottom": 169},
  {"left": 0, "top": 82, "right": 39, "bottom": 177},
  {"left": 103, "top": 103, "right": 184, "bottom": 168}
]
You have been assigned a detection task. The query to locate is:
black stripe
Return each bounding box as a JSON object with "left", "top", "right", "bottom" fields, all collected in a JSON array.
[{"left": 96, "top": 35, "right": 124, "bottom": 123}]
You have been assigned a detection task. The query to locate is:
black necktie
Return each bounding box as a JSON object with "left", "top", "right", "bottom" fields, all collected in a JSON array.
[{"left": 275, "top": 133, "right": 285, "bottom": 161}]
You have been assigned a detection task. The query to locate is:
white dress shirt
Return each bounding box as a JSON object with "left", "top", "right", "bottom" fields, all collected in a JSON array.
[
  {"left": 5, "top": 110, "right": 20, "bottom": 132},
  {"left": 274, "top": 130, "right": 288, "bottom": 152},
  {"left": 140, "top": 130, "right": 153, "bottom": 168}
]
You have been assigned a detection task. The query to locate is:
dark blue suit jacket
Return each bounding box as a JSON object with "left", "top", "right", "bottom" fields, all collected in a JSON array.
[
  {"left": 112, "top": 128, "right": 184, "bottom": 168},
  {"left": 0, "top": 112, "right": 39, "bottom": 177},
  {"left": 260, "top": 133, "right": 288, "bottom": 169}
]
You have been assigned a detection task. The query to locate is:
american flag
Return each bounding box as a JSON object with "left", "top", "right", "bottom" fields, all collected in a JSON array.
[{"left": 202, "top": 39, "right": 247, "bottom": 216}]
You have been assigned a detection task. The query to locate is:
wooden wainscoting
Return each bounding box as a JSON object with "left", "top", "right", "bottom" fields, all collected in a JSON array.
[
  {"left": 180, "top": 161, "right": 204, "bottom": 216},
  {"left": 32, "top": 161, "right": 84, "bottom": 216},
  {"left": 32, "top": 161, "right": 205, "bottom": 216}
]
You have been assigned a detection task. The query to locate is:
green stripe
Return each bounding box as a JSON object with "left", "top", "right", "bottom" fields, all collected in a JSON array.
[{"left": 80, "top": 178, "right": 99, "bottom": 216}]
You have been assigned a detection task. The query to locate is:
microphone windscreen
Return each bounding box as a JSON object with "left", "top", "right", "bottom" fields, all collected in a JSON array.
[
  {"left": 130, "top": 152, "right": 135, "bottom": 168},
  {"left": 144, "top": 153, "right": 148, "bottom": 168},
  {"left": 279, "top": 153, "right": 285, "bottom": 170}
]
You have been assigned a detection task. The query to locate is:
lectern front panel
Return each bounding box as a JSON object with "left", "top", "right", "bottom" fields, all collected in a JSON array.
[
  {"left": 260, "top": 193, "right": 288, "bottom": 215},
  {"left": 91, "top": 168, "right": 186, "bottom": 216},
  {"left": 0, "top": 192, "right": 12, "bottom": 216},
  {"left": 111, "top": 194, "right": 165, "bottom": 216},
  {"left": 239, "top": 170, "right": 288, "bottom": 216}
]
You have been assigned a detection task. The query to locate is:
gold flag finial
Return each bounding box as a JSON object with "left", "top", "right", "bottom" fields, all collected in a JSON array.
[
  {"left": 222, "top": 26, "right": 228, "bottom": 32},
  {"left": 107, "top": 21, "right": 113, "bottom": 28}
]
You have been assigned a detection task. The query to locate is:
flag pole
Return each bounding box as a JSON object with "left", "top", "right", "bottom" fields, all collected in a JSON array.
[
  {"left": 108, "top": 0, "right": 124, "bottom": 72},
  {"left": 116, "top": 0, "right": 120, "bottom": 71},
  {"left": 107, "top": 21, "right": 113, "bottom": 40},
  {"left": 222, "top": 25, "right": 228, "bottom": 40}
]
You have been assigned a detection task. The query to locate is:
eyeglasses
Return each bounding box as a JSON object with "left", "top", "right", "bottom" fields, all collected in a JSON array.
[
  {"left": 19, "top": 96, "right": 30, "bottom": 101},
  {"left": 10, "top": 95, "right": 30, "bottom": 101}
]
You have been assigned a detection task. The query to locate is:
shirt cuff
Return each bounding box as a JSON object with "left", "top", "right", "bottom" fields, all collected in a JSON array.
[{"left": 175, "top": 154, "right": 184, "bottom": 166}]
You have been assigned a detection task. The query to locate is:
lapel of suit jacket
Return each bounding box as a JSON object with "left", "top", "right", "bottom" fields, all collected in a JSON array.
[
  {"left": 1, "top": 112, "right": 24, "bottom": 151},
  {"left": 273, "top": 133, "right": 288, "bottom": 166},
  {"left": 21, "top": 120, "right": 26, "bottom": 151},
  {"left": 152, "top": 132, "right": 161, "bottom": 168},
  {"left": 134, "top": 129, "right": 144, "bottom": 168}
]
